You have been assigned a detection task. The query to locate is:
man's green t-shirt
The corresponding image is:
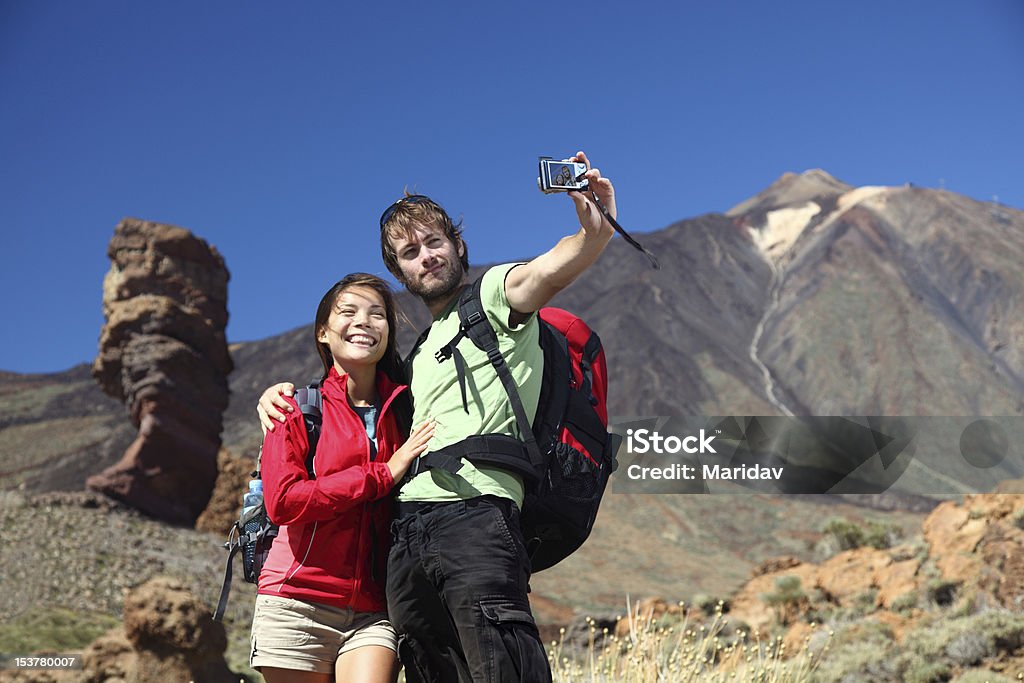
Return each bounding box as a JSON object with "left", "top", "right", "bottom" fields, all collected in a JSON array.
[{"left": 398, "top": 263, "right": 543, "bottom": 508}]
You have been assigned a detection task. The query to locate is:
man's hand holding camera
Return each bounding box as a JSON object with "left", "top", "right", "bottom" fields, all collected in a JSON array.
[
  {"left": 540, "top": 149, "right": 658, "bottom": 270},
  {"left": 504, "top": 150, "right": 617, "bottom": 315},
  {"left": 565, "top": 150, "right": 616, "bottom": 240}
]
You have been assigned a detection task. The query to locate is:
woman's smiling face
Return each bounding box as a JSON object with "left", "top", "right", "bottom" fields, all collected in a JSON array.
[{"left": 316, "top": 285, "right": 389, "bottom": 373}]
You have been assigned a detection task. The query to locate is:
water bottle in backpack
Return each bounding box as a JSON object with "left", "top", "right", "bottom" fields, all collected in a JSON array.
[{"left": 241, "top": 480, "right": 264, "bottom": 577}]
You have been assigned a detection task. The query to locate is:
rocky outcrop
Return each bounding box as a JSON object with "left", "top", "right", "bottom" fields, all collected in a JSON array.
[
  {"left": 725, "top": 493, "right": 1023, "bottom": 637},
  {"left": 78, "top": 577, "right": 243, "bottom": 683},
  {"left": 577, "top": 495, "right": 1019, "bottom": 650},
  {"left": 88, "top": 218, "right": 231, "bottom": 526},
  {"left": 923, "top": 494, "right": 1024, "bottom": 611}
]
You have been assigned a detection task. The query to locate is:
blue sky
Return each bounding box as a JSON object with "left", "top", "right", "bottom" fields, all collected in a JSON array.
[{"left": 2, "top": 1, "right": 1022, "bottom": 373}]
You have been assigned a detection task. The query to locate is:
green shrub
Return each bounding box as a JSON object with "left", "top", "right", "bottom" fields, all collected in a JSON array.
[
  {"left": 1011, "top": 507, "right": 1024, "bottom": 530},
  {"left": 863, "top": 520, "right": 903, "bottom": 549},
  {"left": 901, "top": 659, "right": 951, "bottom": 683},
  {"left": 902, "top": 609, "right": 1024, "bottom": 674},
  {"left": 811, "top": 620, "right": 895, "bottom": 682},
  {"left": 823, "top": 518, "right": 866, "bottom": 550},
  {"left": 944, "top": 630, "right": 991, "bottom": 666},
  {"left": 852, "top": 589, "right": 879, "bottom": 616},
  {"left": 821, "top": 517, "right": 903, "bottom": 553},
  {"left": 890, "top": 589, "right": 919, "bottom": 615},
  {"left": 763, "top": 575, "right": 808, "bottom": 625}
]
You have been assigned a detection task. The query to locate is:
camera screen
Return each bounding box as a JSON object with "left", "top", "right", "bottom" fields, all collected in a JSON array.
[{"left": 546, "top": 161, "right": 585, "bottom": 188}]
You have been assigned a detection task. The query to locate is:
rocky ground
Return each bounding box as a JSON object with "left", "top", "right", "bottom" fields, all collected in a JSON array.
[
  {"left": 0, "top": 490, "right": 259, "bottom": 681},
  {"left": 1, "top": 489, "right": 1022, "bottom": 682}
]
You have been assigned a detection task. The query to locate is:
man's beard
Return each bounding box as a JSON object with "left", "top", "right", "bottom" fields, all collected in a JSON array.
[{"left": 406, "top": 260, "right": 464, "bottom": 305}]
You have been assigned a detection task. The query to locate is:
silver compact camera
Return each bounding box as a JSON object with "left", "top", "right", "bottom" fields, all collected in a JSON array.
[{"left": 537, "top": 157, "right": 589, "bottom": 194}]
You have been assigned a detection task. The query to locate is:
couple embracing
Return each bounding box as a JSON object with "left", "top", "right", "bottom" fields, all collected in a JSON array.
[{"left": 250, "top": 152, "right": 616, "bottom": 683}]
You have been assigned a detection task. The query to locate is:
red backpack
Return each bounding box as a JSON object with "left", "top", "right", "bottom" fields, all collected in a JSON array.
[{"left": 408, "top": 275, "right": 619, "bottom": 571}]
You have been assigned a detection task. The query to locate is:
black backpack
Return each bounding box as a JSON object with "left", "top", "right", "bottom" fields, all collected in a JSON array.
[
  {"left": 213, "top": 384, "right": 322, "bottom": 621},
  {"left": 406, "top": 276, "right": 619, "bottom": 571}
]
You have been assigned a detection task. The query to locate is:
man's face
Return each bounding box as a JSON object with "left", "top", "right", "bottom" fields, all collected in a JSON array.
[{"left": 389, "top": 222, "right": 465, "bottom": 304}]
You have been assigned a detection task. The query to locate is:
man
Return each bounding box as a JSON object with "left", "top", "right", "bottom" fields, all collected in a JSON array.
[
  {"left": 553, "top": 164, "right": 573, "bottom": 186},
  {"left": 258, "top": 151, "right": 616, "bottom": 682}
]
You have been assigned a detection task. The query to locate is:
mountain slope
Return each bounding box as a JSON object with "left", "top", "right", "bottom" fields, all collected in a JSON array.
[{"left": 748, "top": 178, "right": 1024, "bottom": 416}]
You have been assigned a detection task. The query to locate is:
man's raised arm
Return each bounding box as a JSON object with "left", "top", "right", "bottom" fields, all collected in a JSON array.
[{"left": 504, "top": 150, "right": 617, "bottom": 315}]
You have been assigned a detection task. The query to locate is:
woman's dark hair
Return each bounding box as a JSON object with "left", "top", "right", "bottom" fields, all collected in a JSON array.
[{"left": 314, "top": 273, "right": 405, "bottom": 384}]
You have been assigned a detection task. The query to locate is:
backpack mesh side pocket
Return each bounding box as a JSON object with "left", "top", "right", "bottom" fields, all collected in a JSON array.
[{"left": 239, "top": 504, "right": 277, "bottom": 584}]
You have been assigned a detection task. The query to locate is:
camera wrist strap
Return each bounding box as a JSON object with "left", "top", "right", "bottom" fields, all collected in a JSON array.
[{"left": 590, "top": 192, "right": 660, "bottom": 270}]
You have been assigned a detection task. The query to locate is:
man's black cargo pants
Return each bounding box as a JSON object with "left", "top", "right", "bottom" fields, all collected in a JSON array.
[{"left": 386, "top": 495, "right": 552, "bottom": 683}]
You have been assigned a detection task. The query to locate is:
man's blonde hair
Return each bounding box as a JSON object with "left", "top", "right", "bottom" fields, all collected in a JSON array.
[{"left": 379, "top": 193, "right": 469, "bottom": 281}]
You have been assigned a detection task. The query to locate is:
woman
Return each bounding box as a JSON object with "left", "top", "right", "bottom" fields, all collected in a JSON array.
[{"left": 251, "top": 273, "right": 434, "bottom": 683}]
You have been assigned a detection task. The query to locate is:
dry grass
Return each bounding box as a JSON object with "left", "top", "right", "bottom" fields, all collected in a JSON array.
[{"left": 548, "top": 600, "right": 829, "bottom": 683}]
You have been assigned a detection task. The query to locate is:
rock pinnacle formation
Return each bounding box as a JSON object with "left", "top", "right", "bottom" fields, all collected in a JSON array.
[{"left": 88, "top": 218, "right": 232, "bottom": 525}]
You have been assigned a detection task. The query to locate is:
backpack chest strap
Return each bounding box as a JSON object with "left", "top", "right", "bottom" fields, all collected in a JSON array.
[{"left": 402, "top": 434, "right": 539, "bottom": 485}]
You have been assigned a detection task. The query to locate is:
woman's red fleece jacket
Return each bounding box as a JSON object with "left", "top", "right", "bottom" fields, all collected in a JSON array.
[{"left": 257, "top": 367, "right": 408, "bottom": 611}]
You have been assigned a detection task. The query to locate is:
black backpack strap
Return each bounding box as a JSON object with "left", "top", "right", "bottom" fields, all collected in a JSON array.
[
  {"left": 580, "top": 330, "right": 601, "bottom": 406},
  {"left": 403, "top": 326, "right": 433, "bottom": 375},
  {"left": 436, "top": 276, "right": 544, "bottom": 473},
  {"left": 213, "top": 526, "right": 242, "bottom": 622},
  {"left": 434, "top": 285, "right": 475, "bottom": 412},
  {"left": 294, "top": 382, "right": 322, "bottom": 477},
  {"left": 406, "top": 434, "right": 539, "bottom": 483},
  {"left": 215, "top": 521, "right": 274, "bottom": 616},
  {"left": 403, "top": 448, "right": 466, "bottom": 480},
  {"left": 254, "top": 381, "right": 321, "bottom": 479}
]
